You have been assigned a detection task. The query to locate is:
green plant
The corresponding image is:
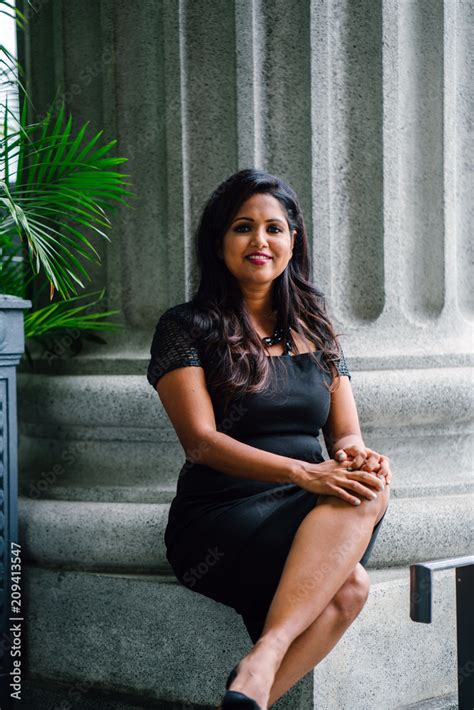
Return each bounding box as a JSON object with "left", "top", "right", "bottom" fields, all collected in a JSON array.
[{"left": 0, "top": 0, "right": 133, "bottom": 360}]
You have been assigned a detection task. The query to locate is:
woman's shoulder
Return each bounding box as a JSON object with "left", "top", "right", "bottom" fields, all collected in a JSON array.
[
  {"left": 147, "top": 301, "right": 203, "bottom": 389},
  {"left": 159, "top": 300, "right": 196, "bottom": 322},
  {"left": 151, "top": 301, "right": 203, "bottom": 345}
]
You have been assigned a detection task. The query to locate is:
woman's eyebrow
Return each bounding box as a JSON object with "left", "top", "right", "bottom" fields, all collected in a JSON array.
[{"left": 232, "top": 216, "right": 286, "bottom": 225}]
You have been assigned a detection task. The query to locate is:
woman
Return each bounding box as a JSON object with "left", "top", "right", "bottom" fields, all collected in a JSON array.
[{"left": 147, "top": 168, "right": 392, "bottom": 710}]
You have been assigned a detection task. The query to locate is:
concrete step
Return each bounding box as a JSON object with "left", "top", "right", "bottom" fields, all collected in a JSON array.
[
  {"left": 19, "top": 492, "right": 474, "bottom": 572},
  {"left": 311, "top": 567, "right": 458, "bottom": 708},
  {"left": 23, "top": 564, "right": 459, "bottom": 709},
  {"left": 17, "top": 369, "right": 474, "bottom": 502}
]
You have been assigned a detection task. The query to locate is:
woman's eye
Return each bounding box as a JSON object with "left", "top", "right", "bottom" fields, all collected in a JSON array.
[{"left": 234, "top": 225, "right": 281, "bottom": 233}]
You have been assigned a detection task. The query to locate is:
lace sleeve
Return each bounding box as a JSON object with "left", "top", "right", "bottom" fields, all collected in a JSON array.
[
  {"left": 335, "top": 347, "right": 352, "bottom": 381},
  {"left": 146, "top": 310, "right": 202, "bottom": 389}
]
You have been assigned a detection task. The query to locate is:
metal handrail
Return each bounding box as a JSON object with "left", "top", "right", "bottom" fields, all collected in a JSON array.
[{"left": 410, "top": 555, "right": 474, "bottom": 710}]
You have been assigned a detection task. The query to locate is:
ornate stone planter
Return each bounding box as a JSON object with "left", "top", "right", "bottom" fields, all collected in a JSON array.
[{"left": 0, "top": 294, "right": 31, "bottom": 706}]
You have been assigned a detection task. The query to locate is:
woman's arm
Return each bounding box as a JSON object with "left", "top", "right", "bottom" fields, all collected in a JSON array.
[
  {"left": 322, "top": 376, "right": 392, "bottom": 483},
  {"left": 155, "top": 365, "right": 308, "bottom": 486},
  {"left": 322, "top": 376, "right": 366, "bottom": 457}
]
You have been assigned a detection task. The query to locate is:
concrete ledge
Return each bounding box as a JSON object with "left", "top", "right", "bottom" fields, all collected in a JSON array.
[
  {"left": 19, "top": 498, "right": 170, "bottom": 573},
  {"left": 24, "top": 567, "right": 310, "bottom": 709},
  {"left": 312, "top": 567, "right": 457, "bottom": 708},
  {"left": 19, "top": 492, "right": 474, "bottom": 571},
  {"left": 18, "top": 429, "right": 474, "bottom": 503},
  {"left": 23, "top": 564, "right": 458, "bottom": 709},
  {"left": 16, "top": 368, "right": 474, "bottom": 431},
  {"left": 17, "top": 370, "right": 473, "bottom": 503}
]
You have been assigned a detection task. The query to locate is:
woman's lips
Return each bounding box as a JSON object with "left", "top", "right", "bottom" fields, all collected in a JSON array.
[{"left": 246, "top": 255, "right": 272, "bottom": 265}]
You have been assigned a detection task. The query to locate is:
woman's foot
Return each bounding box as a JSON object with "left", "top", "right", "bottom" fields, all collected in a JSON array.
[{"left": 226, "top": 636, "right": 286, "bottom": 709}]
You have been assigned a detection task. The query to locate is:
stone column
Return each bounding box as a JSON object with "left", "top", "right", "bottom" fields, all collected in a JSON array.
[{"left": 16, "top": 1, "right": 473, "bottom": 708}]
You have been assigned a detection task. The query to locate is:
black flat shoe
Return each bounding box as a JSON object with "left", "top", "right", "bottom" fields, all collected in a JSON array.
[
  {"left": 221, "top": 691, "right": 261, "bottom": 709},
  {"left": 221, "top": 663, "right": 262, "bottom": 709}
]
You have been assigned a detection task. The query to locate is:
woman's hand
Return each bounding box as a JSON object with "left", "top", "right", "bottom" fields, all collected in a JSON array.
[
  {"left": 335, "top": 445, "right": 392, "bottom": 486},
  {"left": 296, "top": 458, "right": 386, "bottom": 506}
]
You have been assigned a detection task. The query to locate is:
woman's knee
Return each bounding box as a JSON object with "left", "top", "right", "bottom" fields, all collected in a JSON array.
[
  {"left": 374, "top": 484, "right": 391, "bottom": 524},
  {"left": 352, "top": 478, "right": 391, "bottom": 523},
  {"left": 316, "top": 483, "right": 390, "bottom": 521},
  {"left": 331, "top": 563, "right": 370, "bottom": 622}
]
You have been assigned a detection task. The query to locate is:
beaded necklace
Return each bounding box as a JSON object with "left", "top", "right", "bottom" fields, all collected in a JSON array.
[{"left": 261, "top": 325, "right": 293, "bottom": 355}]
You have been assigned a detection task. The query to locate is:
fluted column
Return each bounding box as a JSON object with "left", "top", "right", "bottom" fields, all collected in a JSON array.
[{"left": 310, "top": 0, "right": 472, "bottom": 361}]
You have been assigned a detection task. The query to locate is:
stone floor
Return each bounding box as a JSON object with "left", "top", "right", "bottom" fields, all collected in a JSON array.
[{"left": 22, "top": 680, "right": 459, "bottom": 710}]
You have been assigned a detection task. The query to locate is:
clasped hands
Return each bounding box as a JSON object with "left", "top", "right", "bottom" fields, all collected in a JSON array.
[{"left": 334, "top": 445, "right": 392, "bottom": 487}]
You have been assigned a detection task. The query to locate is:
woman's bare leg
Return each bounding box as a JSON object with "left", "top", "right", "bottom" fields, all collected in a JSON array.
[
  {"left": 217, "top": 566, "right": 368, "bottom": 710},
  {"left": 267, "top": 563, "right": 370, "bottom": 706},
  {"left": 225, "top": 489, "right": 390, "bottom": 709}
]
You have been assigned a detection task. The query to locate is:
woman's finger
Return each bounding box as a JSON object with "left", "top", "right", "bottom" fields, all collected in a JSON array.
[
  {"left": 375, "top": 453, "right": 391, "bottom": 482},
  {"left": 335, "top": 446, "right": 364, "bottom": 464},
  {"left": 378, "top": 456, "right": 392, "bottom": 484},
  {"left": 339, "top": 476, "right": 381, "bottom": 501},
  {"left": 344, "top": 446, "right": 368, "bottom": 470},
  {"left": 360, "top": 452, "right": 381, "bottom": 472},
  {"left": 344, "top": 447, "right": 378, "bottom": 471},
  {"left": 345, "top": 470, "right": 385, "bottom": 492},
  {"left": 343, "top": 446, "right": 392, "bottom": 485},
  {"left": 330, "top": 485, "right": 363, "bottom": 506}
]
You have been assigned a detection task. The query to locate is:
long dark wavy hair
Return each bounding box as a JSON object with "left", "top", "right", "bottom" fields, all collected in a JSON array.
[{"left": 188, "top": 168, "right": 345, "bottom": 408}]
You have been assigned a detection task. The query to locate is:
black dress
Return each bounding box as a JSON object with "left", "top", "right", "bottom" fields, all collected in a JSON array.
[{"left": 147, "top": 302, "right": 387, "bottom": 644}]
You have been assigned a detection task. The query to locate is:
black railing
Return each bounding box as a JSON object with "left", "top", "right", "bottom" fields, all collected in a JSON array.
[{"left": 410, "top": 555, "right": 474, "bottom": 710}]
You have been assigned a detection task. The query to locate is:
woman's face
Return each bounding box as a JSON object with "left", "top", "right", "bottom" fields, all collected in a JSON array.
[{"left": 218, "top": 193, "right": 296, "bottom": 289}]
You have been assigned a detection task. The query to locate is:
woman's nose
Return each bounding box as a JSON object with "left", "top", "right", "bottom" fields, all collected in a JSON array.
[{"left": 250, "top": 229, "right": 269, "bottom": 247}]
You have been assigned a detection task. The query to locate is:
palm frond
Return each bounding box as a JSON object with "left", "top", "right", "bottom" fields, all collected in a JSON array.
[
  {"left": 24, "top": 287, "right": 121, "bottom": 339},
  {"left": 0, "top": 1, "right": 127, "bottom": 348},
  {"left": 1, "top": 100, "right": 135, "bottom": 299},
  {"left": 0, "top": 1, "right": 27, "bottom": 29}
]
